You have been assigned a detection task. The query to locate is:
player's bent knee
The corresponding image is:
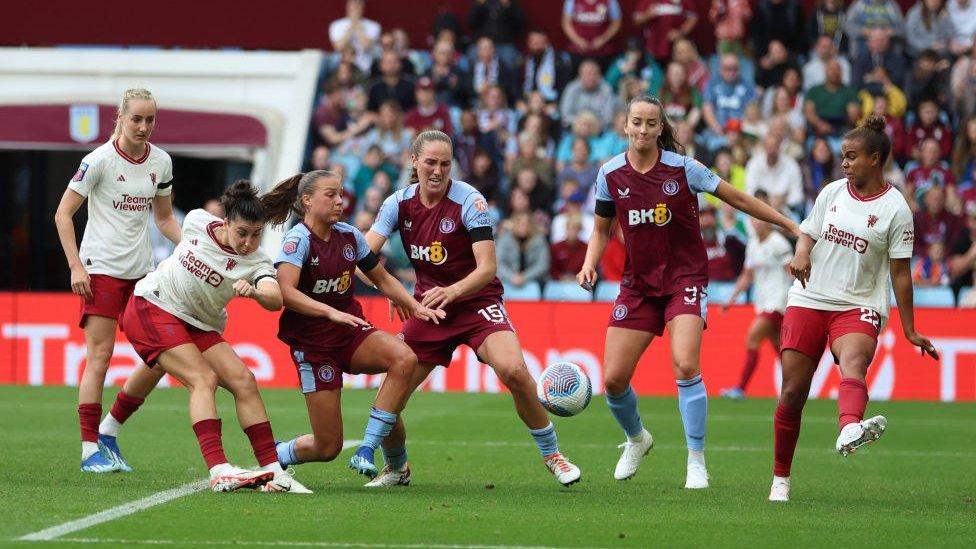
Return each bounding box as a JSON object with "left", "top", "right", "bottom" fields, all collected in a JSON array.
[
  {"left": 604, "top": 375, "right": 631, "bottom": 396},
  {"left": 311, "top": 439, "right": 342, "bottom": 462},
  {"left": 494, "top": 361, "right": 531, "bottom": 389},
  {"left": 386, "top": 350, "right": 418, "bottom": 380},
  {"left": 672, "top": 361, "right": 701, "bottom": 380},
  {"left": 779, "top": 384, "right": 807, "bottom": 408}
]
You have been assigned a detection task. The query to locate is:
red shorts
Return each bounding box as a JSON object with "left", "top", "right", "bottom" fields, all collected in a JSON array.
[
  {"left": 608, "top": 284, "right": 708, "bottom": 336},
  {"left": 757, "top": 310, "right": 784, "bottom": 331},
  {"left": 79, "top": 274, "right": 138, "bottom": 328},
  {"left": 781, "top": 306, "right": 881, "bottom": 362},
  {"left": 121, "top": 295, "right": 225, "bottom": 366},
  {"left": 402, "top": 299, "right": 515, "bottom": 366},
  {"left": 286, "top": 325, "right": 377, "bottom": 393}
]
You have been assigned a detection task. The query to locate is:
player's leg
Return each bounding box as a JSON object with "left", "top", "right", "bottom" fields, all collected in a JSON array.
[
  {"left": 722, "top": 315, "right": 775, "bottom": 400},
  {"left": 370, "top": 361, "right": 437, "bottom": 487},
  {"left": 831, "top": 332, "right": 884, "bottom": 456},
  {"left": 78, "top": 315, "right": 121, "bottom": 472},
  {"left": 666, "top": 314, "right": 710, "bottom": 489},
  {"left": 97, "top": 365, "right": 165, "bottom": 471},
  {"left": 602, "top": 326, "right": 655, "bottom": 480},
  {"left": 770, "top": 348, "right": 818, "bottom": 501},
  {"left": 477, "top": 330, "right": 581, "bottom": 486}
]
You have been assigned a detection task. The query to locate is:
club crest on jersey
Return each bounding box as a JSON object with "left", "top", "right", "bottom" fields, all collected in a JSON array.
[
  {"left": 612, "top": 304, "right": 628, "bottom": 320},
  {"left": 71, "top": 162, "right": 89, "bottom": 182},
  {"left": 867, "top": 215, "right": 879, "bottom": 228},
  {"left": 69, "top": 104, "right": 99, "bottom": 144},
  {"left": 342, "top": 244, "right": 355, "bottom": 261},
  {"left": 410, "top": 241, "right": 448, "bottom": 265},
  {"left": 225, "top": 258, "right": 237, "bottom": 271},
  {"left": 312, "top": 270, "right": 352, "bottom": 294},
  {"left": 617, "top": 187, "right": 631, "bottom": 198},
  {"left": 439, "top": 217, "right": 456, "bottom": 234},
  {"left": 150, "top": 173, "right": 157, "bottom": 185},
  {"left": 663, "top": 179, "right": 680, "bottom": 196},
  {"left": 282, "top": 238, "right": 300, "bottom": 255},
  {"left": 317, "top": 364, "right": 336, "bottom": 383}
]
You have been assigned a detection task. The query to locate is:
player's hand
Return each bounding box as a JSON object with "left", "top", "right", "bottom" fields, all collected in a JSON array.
[
  {"left": 70, "top": 265, "right": 93, "bottom": 302},
  {"left": 388, "top": 299, "right": 410, "bottom": 322},
  {"left": 324, "top": 307, "right": 370, "bottom": 328},
  {"left": 721, "top": 300, "right": 732, "bottom": 312},
  {"left": 576, "top": 265, "right": 597, "bottom": 292},
  {"left": 411, "top": 303, "right": 446, "bottom": 325},
  {"left": 421, "top": 285, "right": 461, "bottom": 309},
  {"left": 789, "top": 252, "right": 811, "bottom": 289},
  {"left": 906, "top": 331, "right": 939, "bottom": 360},
  {"left": 232, "top": 279, "right": 255, "bottom": 298}
]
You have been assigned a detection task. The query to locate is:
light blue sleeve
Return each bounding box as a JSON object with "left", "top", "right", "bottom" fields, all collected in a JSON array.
[
  {"left": 461, "top": 190, "right": 494, "bottom": 232},
  {"left": 563, "top": 0, "right": 574, "bottom": 16},
  {"left": 684, "top": 157, "right": 720, "bottom": 194},
  {"left": 274, "top": 228, "right": 310, "bottom": 269},
  {"left": 351, "top": 226, "right": 372, "bottom": 262},
  {"left": 608, "top": 0, "right": 622, "bottom": 20},
  {"left": 595, "top": 165, "right": 612, "bottom": 202},
  {"left": 371, "top": 193, "right": 400, "bottom": 237}
]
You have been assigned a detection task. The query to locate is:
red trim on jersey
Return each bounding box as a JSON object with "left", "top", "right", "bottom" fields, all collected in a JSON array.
[
  {"left": 847, "top": 181, "right": 892, "bottom": 202},
  {"left": 206, "top": 221, "right": 238, "bottom": 255},
  {"left": 113, "top": 138, "right": 151, "bottom": 165}
]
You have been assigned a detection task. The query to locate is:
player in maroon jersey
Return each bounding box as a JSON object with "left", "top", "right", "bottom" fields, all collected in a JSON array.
[
  {"left": 577, "top": 96, "right": 800, "bottom": 488},
  {"left": 260, "top": 170, "right": 444, "bottom": 484},
  {"left": 364, "top": 130, "right": 582, "bottom": 487}
]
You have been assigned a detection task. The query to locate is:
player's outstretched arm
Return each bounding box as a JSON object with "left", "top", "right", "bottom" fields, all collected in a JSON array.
[
  {"left": 890, "top": 258, "right": 940, "bottom": 359},
  {"left": 711, "top": 180, "right": 802, "bottom": 238},
  {"left": 421, "top": 240, "right": 497, "bottom": 309},
  {"left": 724, "top": 267, "right": 753, "bottom": 311},
  {"left": 577, "top": 214, "right": 612, "bottom": 291},
  {"left": 53, "top": 188, "right": 93, "bottom": 301},
  {"left": 365, "top": 263, "right": 445, "bottom": 324},
  {"left": 152, "top": 195, "right": 181, "bottom": 245}
]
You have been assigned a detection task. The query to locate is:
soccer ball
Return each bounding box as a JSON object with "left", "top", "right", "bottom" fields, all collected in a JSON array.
[{"left": 536, "top": 362, "right": 592, "bottom": 417}]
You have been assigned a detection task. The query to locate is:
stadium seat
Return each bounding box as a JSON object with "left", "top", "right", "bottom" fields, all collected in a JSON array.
[
  {"left": 542, "top": 281, "right": 592, "bottom": 302},
  {"left": 913, "top": 286, "right": 956, "bottom": 308},
  {"left": 959, "top": 286, "right": 973, "bottom": 305},
  {"left": 594, "top": 281, "right": 620, "bottom": 302},
  {"left": 705, "top": 281, "right": 743, "bottom": 305},
  {"left": 503, "top": 281, "right": 542, "bottom": 301}
]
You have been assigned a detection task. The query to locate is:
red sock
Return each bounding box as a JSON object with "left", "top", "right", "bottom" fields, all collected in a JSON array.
[
  {"left": 78, "top": 403, "right": 101, "bottom": 443},
  {"left": 737, "top": 349, "right": 760, "bottom": 390},
  {"left": 243, "top": 421, "right": 278, "bottom": 467},
  {"left": 773, "top": 404, "right": 803, "bottom": 477},
  {"left": 191, "top": 419, "right": 228, "bottom": 469},
  {"left": 109, "top": 391, "right": 145, "bottom": 424},
  {"left": 838, "top": 378, "right": 868, "bottom": 429}
]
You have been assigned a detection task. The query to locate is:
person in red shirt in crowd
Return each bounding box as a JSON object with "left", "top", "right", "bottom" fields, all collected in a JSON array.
[
  {"left": 700, "top": 203, "right": 746, "bottom": 281},
  {"left": 599, "top": 220, "right": 626, "bottom": 281},
  {"left": 912, "top": 241, "right": 951, "bottom": 287},
  {"left": 633, "top": 0, "right": 699, "bottom": 65},
  {"left": 906, "top": 138, "right": 956, "bottom": 208},
  {"left": 550, "top": 213, "right": 589, "bottom": 281},
  {"left": 710, "top": 0, "right": 752, "bottom": 55},
  {"left": 869, "top": 94, "right": 907, "bottom": 165},
  {"left": 913, "top": 185, "right": 962, "bottom": 257},
  {"left": 404, "top": 77, "right": 454, "bottom": 136},
  {"left": 907, "top": 99, "right": 953, "bottom": 161},
  {"left": 561, "top": 0, "right": 623, "bottom": 72}
]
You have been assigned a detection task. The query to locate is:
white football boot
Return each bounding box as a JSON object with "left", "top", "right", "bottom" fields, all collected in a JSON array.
[
  {"left": 836, "top": 415, "right": 887, "bottom": 457},
  {"left": 260, "top": 468, "right": 313, "bottom": 493},
  {"left": 544, "top": 453, "right": 581, "bottom": 486},
  {"left": 684, "top": 451, "right": 710, "bottom": 489},
  {"left": 364, "top": 463, "right": 412, "bottom": 487},
  {"left": 614, "top": 429, "right": 654, "bottom": 480},
  {"left": 209, "top": 465, "right": 274, "bottom": 492},
  {"left": 768, "top": 477, "right": 790, "bottom": 502}
]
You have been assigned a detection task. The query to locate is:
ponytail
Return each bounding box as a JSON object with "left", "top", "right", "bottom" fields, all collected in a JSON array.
[
  {"left": 845, "top": 114, "right": 891, "bottom": 165},
  {"left": 112, "top": 88, "right": 155, "bottom": 139},
  {"left": 221, "top": 180, "right": 265, "bottom": 223},
  {"left": 626, "top": 95, "right": 685, "bottom": 155},
  {"left": 260, "top": 170, "right": 336, "bottom": 227}
]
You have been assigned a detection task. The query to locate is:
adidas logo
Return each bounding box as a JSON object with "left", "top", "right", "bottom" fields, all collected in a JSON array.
[
  {"left": 310, "top": 256, "right": 319, "bottom": 266},
  {"left": 617, "top": 187, "right": 630, "bottom": 198},
  {"left": 117, "top": 175, "right": 126, "bottom": 182}
]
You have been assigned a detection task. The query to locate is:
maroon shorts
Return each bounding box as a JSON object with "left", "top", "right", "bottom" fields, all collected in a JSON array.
[
  {"left": 608, "top": 284, "right": 708, "bottom": 336},
  {"left": 286, "top": 325, "right": 377, "bottom": 393},
  {"left": 781, "top": 306, "right": 881, "bottom": 362},
  {"left": 79, "top": 274, "right": 138, "bottom": 328},
  {"left": 757, "top": 310, "right": 785, "bottom": 331},
  {"left": 121, "top": 295, "right": 225, "bottom": 366},
  {"left": 402, "top": 299, "right": 515, "bottom": 366}
]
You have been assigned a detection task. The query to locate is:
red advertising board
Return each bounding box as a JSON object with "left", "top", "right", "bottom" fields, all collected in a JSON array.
[{"left": 1, "top": 293, "right": 973, "bottom": 401}]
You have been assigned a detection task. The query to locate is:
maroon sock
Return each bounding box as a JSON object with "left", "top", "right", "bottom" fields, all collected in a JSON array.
[
  {"left": 737, "top": 349, "right": 760, "bottom": 390},
  {"left": 109, "top": 391, "right": 145, "bottom": 424},
  {"left": 838, "top": 378, "right": 868, "bottom": 429},
  {"left": 191, "top": 419, "right": 228, "bottom": 469},
  {"left": 773, "top": 404, "right": 803, "bottom": 477},
  {"left": 78, "top": 403, "right": 101, "bottom": 443},
  {"left": 243, "top": 421, "right": 278, "bottom": 467}
]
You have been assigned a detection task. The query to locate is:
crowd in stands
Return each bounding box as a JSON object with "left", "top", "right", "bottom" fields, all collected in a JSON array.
[{"left": 306, "top": 0, "right": 976, "bottom": 306}]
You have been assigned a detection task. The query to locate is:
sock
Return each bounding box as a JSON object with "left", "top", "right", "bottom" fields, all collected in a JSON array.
[
  {"left": 676, "top": 375, "right": 707, "bottom": 451},
  {"left": 277, "top": 438, "right": 301, "bottom": 467},
  {"left": 192, "top": 418, "right": 228, "bottom": 470},
  {"left": 243, "top": 421, "right": 278, "bottom": 467},
  {"left": 361, "top": 407, "right": 397, "bottom": 451},
  {"left": 838, "top": 378, "right": 868, "bottom": 429},
  {"left": 688, "top": 449, "right": 705, "bottom": 466},
  {"left": 737, "top": 349, "right": 760, "bottom": 390},
  {"left": 773, "top": 404, "right": 803, "bottom": 477},
  {"left": 100, "top": 391, "right": 145, "bottom": 436},
  {"left": 81, "top": 441, "right": 99, "bottom": 460},
  {"left": 99, "top": 415, "right": 122, "bottom": 438},
  {"left": 528, "top": 423, "right": 559, "bottom": 458},
  {"left": 773, "top": 475, "right": 790, "bottom": 484},
  {"left": 208, "top": 463, "right": 231, "bottom": 477},
  {"left": 605, "top": 386, "right": 644, "bottom": 439},
  {"left": 78, "top": 403, "right": 101, "bottom": 443},
  {"left": 382, "top": 445, "right": 408, "bottom": 470}
]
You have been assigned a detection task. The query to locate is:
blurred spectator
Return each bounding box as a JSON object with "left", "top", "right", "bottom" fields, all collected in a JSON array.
[
  {"left": 600, "top": 221, "right": 627, "bottom": 281},
  {"left": 468, "top": 37, "right": 518, "bottom": 106},
  {"left": 861, "top": 94, "right": 908, "bottom": 163},
  {"left": 549, "top": 213, "right": 589, "bottom": 281},
  {"left": 907, "top": 99, "right": 953, "bottom": 160},
  {"left": 946, "top": 0, "right": 976, "bottom": 53},
  {"left": 633, "top": 0, "right": 699, "bottom": 65},
  {"left": 356, "top": 186, "right": 385, "bottom": 217},
  {"left": 556, "top": 111, "right": 602, "bottom": 167},
  {"left": 329, "top": 0, "right": 382, "bottom": 74},
  {"left": 456, "top": 109, "right": 502, "bottom": 176},
  {"left": 907, "top": 139, "right": 956, "bottom": 206},
  {"left": 768, "top": 86, "right": 806, "bottom": 145},
  {"left": 745, "top": 133, "right": 804, "bottom": 211},
  {"left": 949, "top": 44, "right": 976, "bottom": 121},
  {"left": 756, "top": 40, "right": 801, "bottom": 91},
  {"left": 951, "top": 117, "right": 976, "bottom": 181},
  {"left": 906, "top": 50, "right": 949, "bottom": 112},
  {"left": 905, "top": 0, "right": 956, "bottom": 59},
  {"left": 368, "top": 51, "right": 416, "bottom": 112},
  {"left": 913, "top": 185, "right": 961, "bottom": 256},
  {"left": 496, "top": 212, "right": 550, "bottom": 288},
  {"left": 328, "top": 60, "right": 368, "bottom": 106},
  {"left": 427, "top": 39, "right": 472, "bottom": 107},
  {"left": 351, "top": 144, "right": 397, "bottom": 199},
  {"left": 702, "top": 54, "right": 757, "bottom": 151},
  {"left": 521, "top": 29, "right": 572, "bottom": 107},
  {"left": 509, "top": 131, "right": 556, "bottom": 191},
  {"left": 751, "top": 0, "right": 807, "bottom": 55},
  {"left": 656, "top": 62, "right": 702, "bottom": 128},
  {"left": 803, "top": 137, "right": 842, "bottom": 198},
  {"left": 885, "top": 155, "right": 908, "bottom": 191},
  {"left": 672, "top": 39, "right": 710, "bottom": 94},
  {"left": 741, "top": 101, "right": 768, "bottom": 141},
  {"left": 513, "top": 167, "right": 553, "bottom": 213},
  {"left": 561, "top": 0, "right": 623, "bottom": 71},
  {"left": 363, "top": 101, "right": 414, "bottom": 165},
  {"left": 551, "top": 194, "right": 596, "bottom": 241},
  {"left": 558, "top": 138, "right": 601, "bottom": 195},
  {"left": 467, "top": 0, "right": 525, "bottom": 69},
  {"left": 912, "top": 241, "right": 951, "bottom": 286},
  {"left": 308, "top": 145, "right": 331, "bottom": 172},
  {"left": 700, "top": 204, "right": 746, "bottom": 282},
  {"left": 804, "top": 59, "right": 860, "bottom": 141},
  {"left": 805, "top": 0, "right": 848, "bottom": 53},
  {"left": 949, "top": 208, "right": 976, "bottom": 301},
  {"left": 675, "top": 120, "right": 704, "bottom": 163},
  {"left": 844, "top": 0, "right": 905, "bottom": 57},
  {"left": 314, "top": 83, "right": 351, "bottom": 149},
  {"left": 150, "top": 194, "right": 185, "bottom": 264},
  {"left": 369, "top": 30, "right": 419, "bottom": 78},
  {"left": 710, "top": 0, "right": 752, "bottom": 55},
  {"left": 605, "top": 37, "right": 664, "bottom": 93},
  {"left": 705, "top": 148, "right": 745, "bottom": 207},
  {"left": 203, "top": 198, "right": 223, "bottom": 218},
  {"left": 466, "top": 148, "right": 503, "bottom": 204},
  {"left": 559, "top": 60, "right": 617, "bottom": 131},
  {"left": 802, "top": 35, "right": 852, "bottom": 91},
  {"left": 477, "top": 84, "right": 517, "bottom": 145},
  {"left": 596, "top": 110, "right": 629, "bottom": 161},
  {"left": 762, "top": 66, "right": 803, "bottom": 117},
  {"left": 516, "top": 96, "right": 560, "bottom": 148},
  {"left": 851, "top": 30, "right": 906, "bottom": 90},
  {"left": 404, "top": 77, "right": 454, "bottom": 135}
]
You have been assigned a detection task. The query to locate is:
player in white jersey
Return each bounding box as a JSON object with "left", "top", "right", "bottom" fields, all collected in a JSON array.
[
  {"left": 720, "top": 202, "right": 794, "bottom": 400},
  {"left": 769, "top": 115, "right": 939, "bottom": 502},
  {"left": 53, "top": 88, "right": 181, "bottom": 473},
  {"left": 117, "top": 181, "right": 310, "bottom": 493}
]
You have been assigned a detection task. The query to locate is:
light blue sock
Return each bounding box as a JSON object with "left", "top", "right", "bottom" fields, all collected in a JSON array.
[
  {"left": 677, "top": 375, "right": 707, "bottom": 451},
  {"left": 382, "top": 445, "right": 408, "bottom": 470},
  {"left": 529, "top": 423, "right": 559, "bottom": 457},
  {"left": 276, "top": 438, "right": 300, "bottom": 466},
  {"left": 361, "top": 407, "right": 397, "bottom": 450},
  {"left": 606, "top": 386, "right": 644, "bottom": 438}
]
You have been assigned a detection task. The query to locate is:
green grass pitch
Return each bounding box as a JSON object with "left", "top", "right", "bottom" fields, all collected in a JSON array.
[{"left": 1, "top": 385, "right": 974, "bottom": 548}]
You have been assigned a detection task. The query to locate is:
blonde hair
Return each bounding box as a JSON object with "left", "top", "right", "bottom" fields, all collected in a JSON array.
[{"left": 112, "top": 88, "right": 156, "bottom": 139}]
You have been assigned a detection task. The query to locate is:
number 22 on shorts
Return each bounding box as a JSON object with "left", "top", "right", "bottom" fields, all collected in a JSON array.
[{"left": 859, "top": 307, "right": 881, "bottom": 331}]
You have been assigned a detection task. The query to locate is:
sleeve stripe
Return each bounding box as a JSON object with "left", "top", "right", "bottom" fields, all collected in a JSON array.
[{"left": 157, "top": 181, "right": 173, "bottom": 190}]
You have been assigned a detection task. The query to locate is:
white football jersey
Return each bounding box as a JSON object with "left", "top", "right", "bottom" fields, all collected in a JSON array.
[
  {"left": 67, "top": 140, "right": 173, "bottom": 279},
  {"left": 134, "top": 209, "right": 276, "bottom": 333},
  {"left": 744, "top": 231, "right": 793, "bottom": 314},
  {"left": 788, "top": 179, "right": 914, "bottom": 318}
]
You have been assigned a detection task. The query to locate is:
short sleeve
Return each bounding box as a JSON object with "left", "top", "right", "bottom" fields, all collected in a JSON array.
[
  {"left": 608, "top": 0, "right": 622, "bottom": 20},
  {"left": 274, "top": 228, "right": 310, "bottom": 269},
  {"left": 371, "top": 193, "right": 400, "bottom": 237},
  {"left": 66, "top": 154, "right": 102, "bottom": 197},
  {"left": 351, "top": 227, "right": 372, "bottom": 262},
  {"left": 563, "top": 0, "right": 574, "bottom": 16},
  {"left": 461, "top": 190, "right": 494, "bottom": 232},
  {"left": 684, "top": 157, "right": 720, "bottom": 194},
  {"left": 156, "top": 155, "right": 174, "bottom": 196},
  {"left": 743, "top": 240, "right": 758, "bottom": 269},
  {"left": 253, "top": 257, "right": 278, "bottom": 286},
  {"left": 595, "top": 165, "right": 612, "bottom": 202},
  {"left": 800, "top": 187, "right": 830, "bottom": 240},
  {"left": 888, "top": 207, "right": 915, "bottom": 259}
]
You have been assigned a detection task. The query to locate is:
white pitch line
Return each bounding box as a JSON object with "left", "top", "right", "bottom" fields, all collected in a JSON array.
[
  {"left": 43, "top": 538, "right": 592, "bottom": 549},
  {"left": 18, "top": 439, "right": 361, "bottom": 542}
]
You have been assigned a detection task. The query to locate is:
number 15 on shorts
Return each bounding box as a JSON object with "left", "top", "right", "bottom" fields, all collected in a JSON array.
[{"left": 477, "top": 303, "right": 510, "bottom": 325}]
